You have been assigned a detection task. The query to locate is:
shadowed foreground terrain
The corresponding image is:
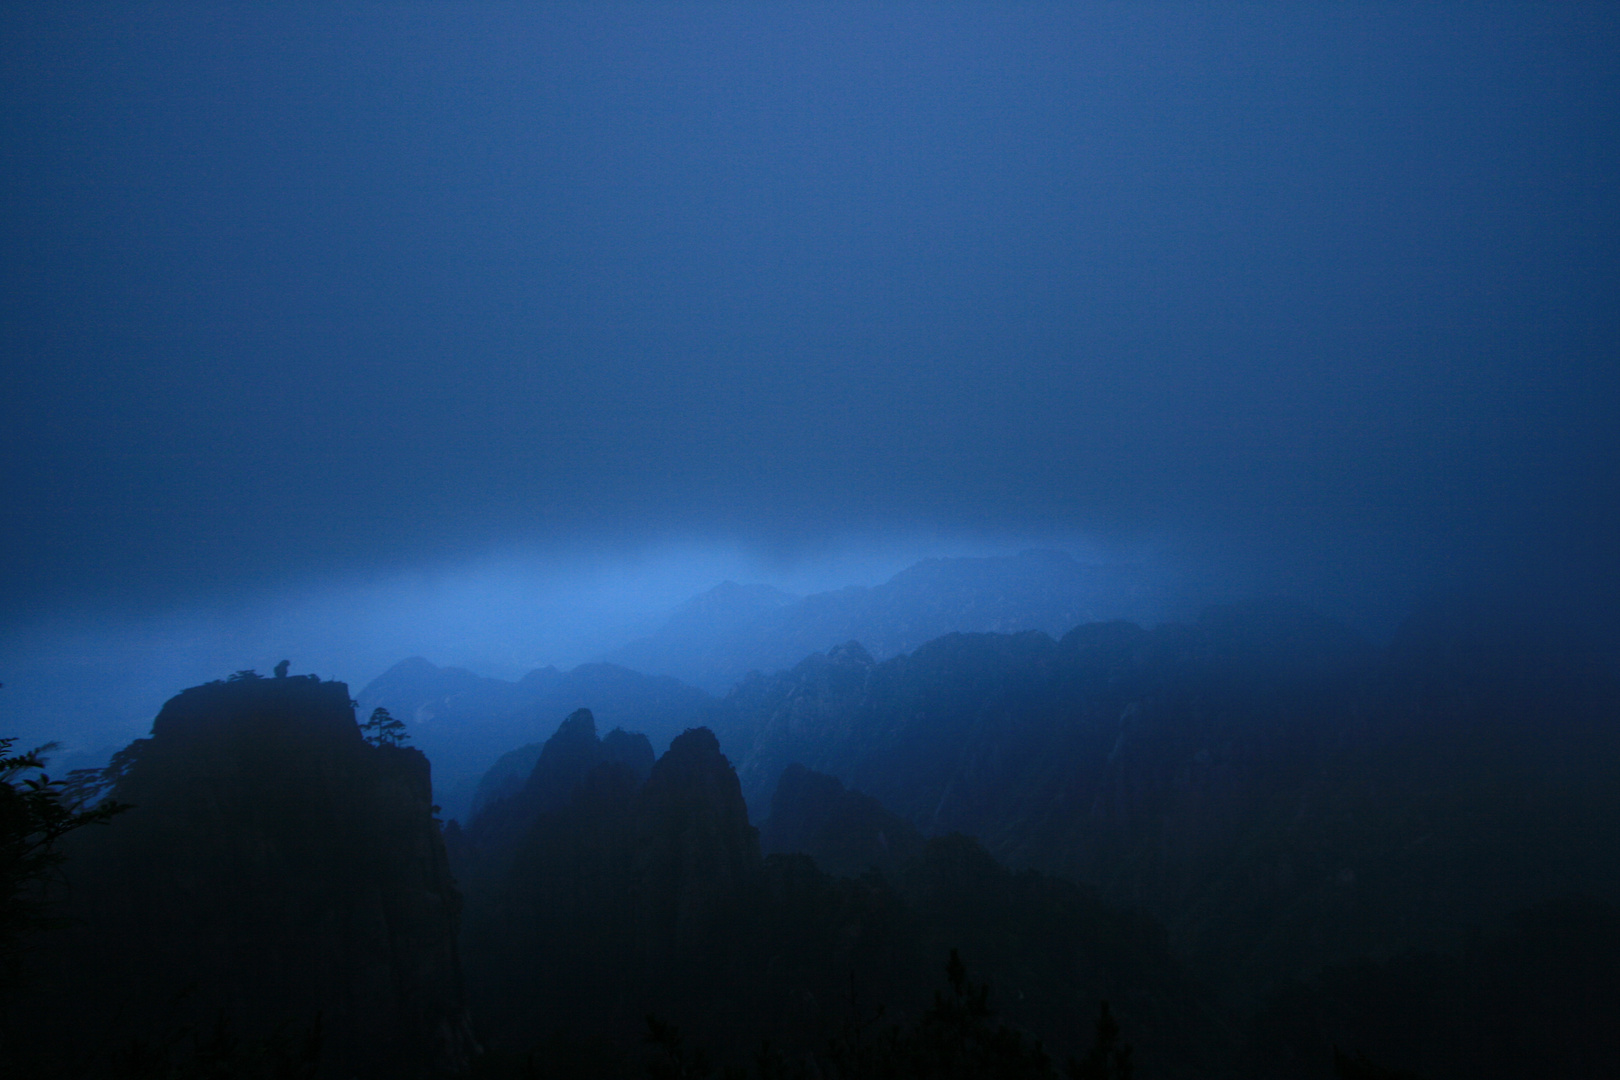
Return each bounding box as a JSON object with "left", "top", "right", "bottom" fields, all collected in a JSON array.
[
  {"left": 4, "top": 601, "right": 1619, "bottom": 1078},
  {"left": 3, "top": 672, "right": 477, "bottom": 1079}
]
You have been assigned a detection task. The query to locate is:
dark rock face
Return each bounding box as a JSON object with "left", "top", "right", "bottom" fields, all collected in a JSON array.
[
  {"left": 24, "top": 674, "right": 476, "bottom": 1079},
  {"left": 715, "top": 639, "right": 879, "bottom": 813},
  {"left": 462, "top": 723, "right": 765, "bottom": 1051},
  {"left": 762, "top": 763, "right": 924, "bottom": 878},
  {"left": 465, "top": 714, "right": 660, "bottom": 824},
  {"left": 466, "top": 739, "right": 546, "bottom": 819},
  {"left": 457, "top": 721, "right": 1214, "bottom": 1074},
  {"left": 633, "top": 728, "right": 763, "bottom": 948},
  {"left": 452, "top": 709, "right": 655, "bottom": 878}
]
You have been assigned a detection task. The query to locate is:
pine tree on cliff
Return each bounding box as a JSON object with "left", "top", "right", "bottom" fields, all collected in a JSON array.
[{"left": 362, "top": 707, "right": 410, "bottom": 747}]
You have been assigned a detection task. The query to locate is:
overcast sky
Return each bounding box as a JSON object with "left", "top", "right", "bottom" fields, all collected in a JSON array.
[{"left": 4, "top": 4, "right": 1618, "bottom": 746}]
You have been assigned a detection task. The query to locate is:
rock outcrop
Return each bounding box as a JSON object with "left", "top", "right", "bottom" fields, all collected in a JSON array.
[
  {"left": 456, "top": 717, "right": 1211, "bottom": 1073},
  {"left": 20, "top": 672, "right": 477, "bottom": 1078}
]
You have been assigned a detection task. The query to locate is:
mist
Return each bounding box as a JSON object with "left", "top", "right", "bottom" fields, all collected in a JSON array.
[
  {"left": 0, "top": 528, "right": 1186, "bottom": 755},
  {"left": 5, "top": 8, "right": 1620, "bottom": 1075},
  {"left": 6, "top": 1, "right": 1617, "bottom": 763}
]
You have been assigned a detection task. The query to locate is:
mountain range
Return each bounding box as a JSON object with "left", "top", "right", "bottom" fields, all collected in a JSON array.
[
  {"left": 355, "top": 658, "right": 712, "bottom": 822},
  {"left": 15, "top": 553, "right": 1618, "bottom": 1077},
  {"left": 359, "top": 550, "right": 1184, "bottom": 820},
  {"left": 603, "top": 550, "right": 1184, "bottom": 693},
  {"left": 699, "top": 598, "right": 1620, "bottom": 1006}
]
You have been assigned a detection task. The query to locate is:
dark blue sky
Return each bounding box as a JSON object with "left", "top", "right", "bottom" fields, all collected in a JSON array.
[{"left": 4, "top": 4, "right": 1618, "bottom": 680}]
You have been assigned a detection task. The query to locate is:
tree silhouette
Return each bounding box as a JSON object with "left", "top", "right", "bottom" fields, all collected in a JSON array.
[
  {"left": 874, "top": 949, "right": 1056, "bottom": 1079},
  {"left": 361, "top": 707, "right": 410, "bottom": 747},
  {"left": 1, "top": 733, "right": 130, "bottom": 969}
]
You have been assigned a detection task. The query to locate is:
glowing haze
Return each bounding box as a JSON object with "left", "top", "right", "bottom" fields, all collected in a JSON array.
[{"left": 3, "top": 6, "right": 1617, "bottom": 754}]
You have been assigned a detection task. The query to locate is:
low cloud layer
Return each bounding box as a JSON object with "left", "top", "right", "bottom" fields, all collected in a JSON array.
[{"left": 4, "top": 6, "right": 1617, "bottom": 749}]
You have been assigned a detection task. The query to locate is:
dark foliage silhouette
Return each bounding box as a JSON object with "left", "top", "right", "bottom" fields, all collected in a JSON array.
[
  {"left": 362, "top": 705, "right": 410, "bottom": 746},
  {"left": 0, "top": 729, "right": 129, "bottom": 972}
]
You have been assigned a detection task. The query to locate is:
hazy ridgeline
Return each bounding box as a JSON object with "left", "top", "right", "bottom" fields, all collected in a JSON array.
[
  {"left": 4, "top": 582, "right": 1619, "bottom": 1078},
  {"left": 9, "top": 4, "right": 1619, "bottom": 1076},
  {"left": 353, "top": 551, "right": 1179, "bottom": 825}
]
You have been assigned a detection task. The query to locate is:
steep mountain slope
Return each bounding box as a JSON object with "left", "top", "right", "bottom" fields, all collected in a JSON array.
[
  {"left": 356, "top": 657, "right": 711, "bottom": 821},
  {"left": 606, "top": 550, "right": 1181, "bottom": 693},
  {"left": 10, "top": 671, "right": 476, "bottom": 1079},
  {"left": 760, "top": 762, "right": 925, "bottom": 878},
  {"left": 453, "top": 713, "right": 1217, "bottom": 1076},
  {"left": 465, "top": 712, "right": 655, "bottom": 823},
  {"left": 707, "top": 600, "right": 1620, "bottom": 1002},
  {"left": 448, "top": 707, "right": 655, "bottom": 895}
]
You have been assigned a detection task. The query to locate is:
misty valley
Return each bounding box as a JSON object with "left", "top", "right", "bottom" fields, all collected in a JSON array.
[{"left": 3, "top": 554, "right": 1617, "bottom": 1080}]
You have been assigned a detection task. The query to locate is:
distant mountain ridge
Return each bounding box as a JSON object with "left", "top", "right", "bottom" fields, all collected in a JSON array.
[
  {"left": 358, "top": 550, "right": 1173, "bottom": 819},
  {"left": 702, "top": 599, "right": 1620, "bottom": 1003},
  {"left": 355, "top": 658, "right": 712, "bottom": 822},
  {"left": 604, "top": 549, "right": 1181, "bottom": 692}
]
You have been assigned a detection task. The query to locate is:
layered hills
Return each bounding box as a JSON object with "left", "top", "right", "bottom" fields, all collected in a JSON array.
[
  {"left": 703, "top": 600, "right": 1620, "bottom": 1003},
  {"left": 9, "top": 582, "right": 1618, "bottom": 1077},
  {"left": 355, "top": 657, "right": 712, "bottom": 822},
  {"left": 604, "top": 550, "right": 1182, "bottom": 693},
  {"left": 451, "top": 712, "right": 1215, "bottom": 1077},
  {"left": 356, "top": 551, "right": 1180, "bottom": 823}
]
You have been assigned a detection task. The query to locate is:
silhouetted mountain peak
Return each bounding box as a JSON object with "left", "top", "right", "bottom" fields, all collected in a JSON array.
[
  {"left": 364, "top": 655, "right": 502, "bottom": 709},
  {"left": 639, "top": 727, "right": 759, "bottom": 872},
  {"left": 517, "top": 664, "right": 562, "bottom": 689},
  {"left": 34, "top": 673, "right": 477, "bottom": 1077},
  {"left": 600, "top": 726, "right": 656, "bottom": 778},
  {"left": 387, "top": 655, "right": 439, "bottom": 678},
  {"left": 150, "top": 670, "right": 359, "bottom": 746},
  {"left": 648, "top": 726, "right": 731, "bottom": 787},
  {"left": 782, "top": 639, "right": 879, "bottom": 693},
  {"left": 460, "top": 709, "right": 606, "bottom": 848},
  {"left": 517, "top": 708, "right": 605, "bottom": 813},
  {"left": 555, "top": 705, "right": 597, "bottom": 740},
  {"left": 358, "top": 658, "right": 713, "bottom": 822}
]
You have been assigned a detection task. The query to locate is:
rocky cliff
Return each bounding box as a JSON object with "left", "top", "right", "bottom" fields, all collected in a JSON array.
[
  {"left": 456, "top": 716, "right": 1211, "bottom": 1074},
  {"left": 17, "top": 671, "right": 477, "bottom": 1078}
]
